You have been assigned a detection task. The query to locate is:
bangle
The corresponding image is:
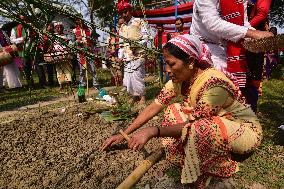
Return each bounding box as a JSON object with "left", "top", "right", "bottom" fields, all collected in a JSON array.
[{"left": 156, "top": 127, "right": 160, "bottom": 137}]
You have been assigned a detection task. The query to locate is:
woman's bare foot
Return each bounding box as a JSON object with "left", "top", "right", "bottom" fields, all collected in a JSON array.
[{"left": 139, "top": 95, "right": 146, "bottom": 105}]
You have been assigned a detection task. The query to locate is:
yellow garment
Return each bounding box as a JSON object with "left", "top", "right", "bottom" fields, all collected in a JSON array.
[
  {"left": 119, "top": 17, "right": 146, "bottom": 60},
  {"left": 120, "top": 18, "right": 143, "bottom": 41},
  {"left": 155, "top": 68, "right": 262, "bottom": 186},
  {"left": 56, "top": 61, "right": 72, "bottom": 84}
]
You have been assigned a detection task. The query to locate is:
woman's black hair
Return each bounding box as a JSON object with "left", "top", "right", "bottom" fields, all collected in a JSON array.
[
  {"left": 175, "top": 17, "right": 184, "bottom": 25},
  {"left": 269, "top": 27, "right": 277, "bottom": 35},
  {"left": 163, "top": 42, "right": 190, "bottom": 64}
]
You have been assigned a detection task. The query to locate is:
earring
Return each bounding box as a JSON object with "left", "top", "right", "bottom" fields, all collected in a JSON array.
[{"left": 188, "top": 64, "right": 193, "bottom": 70}]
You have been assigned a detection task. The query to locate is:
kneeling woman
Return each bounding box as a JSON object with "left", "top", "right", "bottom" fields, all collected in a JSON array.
[{"left": 102, "top": 34, "right": 262, "bottom": 188}]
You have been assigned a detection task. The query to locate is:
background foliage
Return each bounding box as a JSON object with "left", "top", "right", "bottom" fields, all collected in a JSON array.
[{"left": 270, "top": 0, "right": 284, "bottom": 27}]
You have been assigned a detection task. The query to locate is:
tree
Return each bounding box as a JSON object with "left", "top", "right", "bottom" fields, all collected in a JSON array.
[
  {"left": 88, "top": 0, "right": 114, "bottom": 27},
  {"left": 269, "top": 0, "right": 284, "bottom": 27}
]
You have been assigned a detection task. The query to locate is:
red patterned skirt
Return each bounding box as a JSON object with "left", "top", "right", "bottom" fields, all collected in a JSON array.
[{"left": 161, "top": 103, "right": 262, "bottom": 188}]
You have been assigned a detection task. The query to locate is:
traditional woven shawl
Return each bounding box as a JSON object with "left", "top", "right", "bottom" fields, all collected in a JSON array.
[
  {"left": 14, "top": 24, "right": 26, "bottom": 52},
  {"left": 17, "top": 24, "right": 24, "bottom": 38},
  {"left": 220, "top": 0, "right": 247, "bottom": 88},
  {"left": 75, "top": 25, "right": 92, "bottom": 65}
]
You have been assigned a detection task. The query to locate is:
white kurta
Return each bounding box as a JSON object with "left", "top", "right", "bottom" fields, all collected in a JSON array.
[
  {"left": 2, "top": 62, "right": 22, "bottom": 88},
  {"left": 190, "top": 0, "right": 250, "bottom": 71},
  {"left": 120, "top": 17, "right": 149, "bottom": 96}
]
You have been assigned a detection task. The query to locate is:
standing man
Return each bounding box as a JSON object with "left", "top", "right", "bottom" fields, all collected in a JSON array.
[
  {"left": 117, "top": 0, "right": 149, "bottom": 104},
  {"left": 73, "top": 18, "right": 99, "bottom": 90},
  {"left": 190, "top": 0, "right": 273, "bottom": 96},
  {"left": 41, "top": 22, "right": 56, "bottom": 87},
  {"left": 117, "top": 16, "right": 126, "bottom": 89},
  {"left": 154, "top": 24, "right": 168, "bottom": 50},
  {"left": 110, "top": 17, "right": 125, "bottom": 86}
]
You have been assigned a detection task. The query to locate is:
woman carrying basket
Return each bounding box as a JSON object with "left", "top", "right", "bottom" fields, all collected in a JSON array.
[{"left": 53, "top": 22, "right": 73, "bottom": 92}]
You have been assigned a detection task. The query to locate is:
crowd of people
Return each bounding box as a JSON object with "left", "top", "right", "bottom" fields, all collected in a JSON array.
[{"left": 0, "top": 14, "right": 102, "bottom": 93}]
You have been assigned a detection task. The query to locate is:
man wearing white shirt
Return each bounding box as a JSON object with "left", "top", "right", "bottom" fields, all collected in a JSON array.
[
  {"left": 190, "top": 0, "right": 273, "bottom": 92},
  {"left": 117, "top": 0, "right": 149, "bottom": 104}
]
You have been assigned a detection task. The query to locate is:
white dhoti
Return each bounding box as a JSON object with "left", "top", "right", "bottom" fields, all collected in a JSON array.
[
  {"left": 124, "top": 57, "right": 145, "bottom": 96},
  {"left": 2, "top": 61, "right": 22, "bottom": 89}
]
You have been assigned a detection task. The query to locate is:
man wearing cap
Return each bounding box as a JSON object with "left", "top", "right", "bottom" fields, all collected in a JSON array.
[{"left": 117, "top": 0, "right": 149, "bottom": 104}]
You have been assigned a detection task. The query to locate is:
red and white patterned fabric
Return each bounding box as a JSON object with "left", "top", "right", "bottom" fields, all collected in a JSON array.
[
  {"left": 133, "top": 2, "right": 193, "bottom": 33},
  {"left": 220, "top": 0, "right": 248, "bottom": 88},
  {"left": 155, "top": 68, "right": 262, "bottom": 188},
  {"left": 74, "top": 25, "right": 92, "bottom": 65},
  {"left": 167, "top": 34, "right": 213, "bottom": 68}
]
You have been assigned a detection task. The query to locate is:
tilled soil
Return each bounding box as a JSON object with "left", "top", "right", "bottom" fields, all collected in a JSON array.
[{"left": 0, "top": 101, "right": 171, "bottom": 189}]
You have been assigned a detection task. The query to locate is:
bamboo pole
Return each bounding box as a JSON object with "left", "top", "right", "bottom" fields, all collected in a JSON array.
[
  {"left": 86, "top": 65, "right": 89, "bottom": 95},
  {"left": 119, "top": 130, "right": 131, "bottom": 142},
  {"left": 116, "top": 148, "right": 164, "bottom": 189},
  {"left": 117, "top": 130, "right": 164, "bottom": 189}
]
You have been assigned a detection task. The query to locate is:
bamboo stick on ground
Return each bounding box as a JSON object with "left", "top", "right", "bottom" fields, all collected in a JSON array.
[
  {"left": 116, "top": 148, "right": 164, "bottom": 189},
  {"left": 86, "top": 67, "right": 89, "bottom": 95},
  {"left": 117, "top": 130, "right": 164, "bottom": 189},
  {"left": 119, "top": 129, "right": 131, "bottom": 142}
]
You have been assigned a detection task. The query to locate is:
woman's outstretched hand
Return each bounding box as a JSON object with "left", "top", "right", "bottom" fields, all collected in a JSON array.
[
  {"left": 101, "top": 134, "right": 124, "bottom": 151},
  {"left": 128, "top": 127, "right": 158, "bottom": 151}
]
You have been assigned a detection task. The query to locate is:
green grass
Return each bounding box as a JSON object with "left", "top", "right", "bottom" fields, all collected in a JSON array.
[
  {"left": 0, "top": 86, "right": 64, "bottom": 112},
  {"left": 233, "top": 79, "right": 284, "bottom": 188},
  {"left": 0, "top": 68, "right": 114, "bottom": 112}
]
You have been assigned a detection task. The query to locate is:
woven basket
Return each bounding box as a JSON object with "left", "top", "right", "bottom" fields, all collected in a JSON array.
[
  {"left": 243, "top": 34, "right": 284, "bottom": 53},
  {"left": 0, "top": 44, "right": 18, "bottom": 66},
  {"left": 44, "top": 51, "right": 73, "bottom": 63}
]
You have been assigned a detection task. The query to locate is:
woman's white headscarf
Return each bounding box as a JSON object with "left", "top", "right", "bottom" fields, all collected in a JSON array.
[{"left": 167, "top": 34, "right": 213, "bottom": 68}]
